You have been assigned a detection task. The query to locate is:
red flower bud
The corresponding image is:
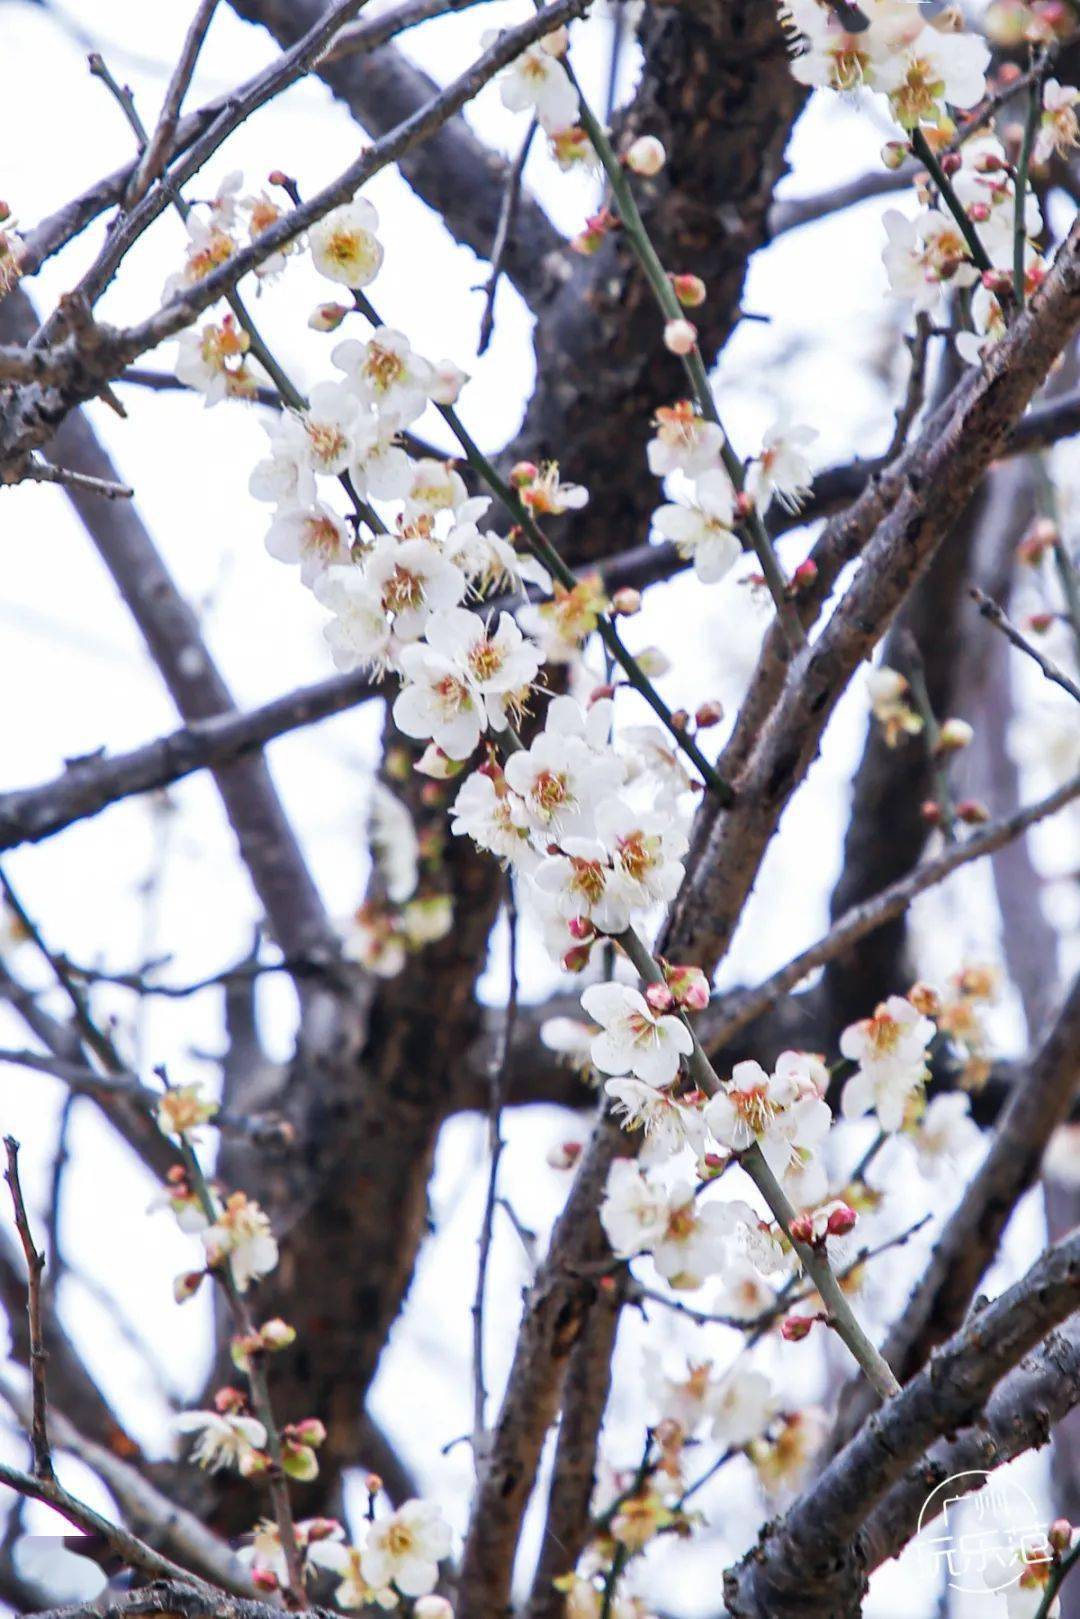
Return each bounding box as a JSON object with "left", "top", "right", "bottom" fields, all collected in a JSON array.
[
  {"left": 826, "top": 1203, "right": 858, "bottom": 1236},
  {"left": 694, "top": 700, "right": 724, "bottom": 729},
  {"left": 789, "top": 1213, "right": 815, "bottom": 1244},
  {"left": 956, "top": 798, "right": 991, "bottom": 824},
  {"left": 781, "top": 1314, "right": 815, "bottom": 1341}
]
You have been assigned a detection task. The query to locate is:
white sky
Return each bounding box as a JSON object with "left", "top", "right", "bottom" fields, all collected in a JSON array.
[{"left": 1, "top": 2, "right": 1078, "bottom": 1615}]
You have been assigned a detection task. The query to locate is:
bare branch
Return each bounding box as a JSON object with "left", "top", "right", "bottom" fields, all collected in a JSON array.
[
  {"left": 126, "top": 0, "right": 222, "bottom": 208},
  {"left": 19, "top": 459, "right": 133, "bottom": 499},
  {"left": 972, "top": 584, "right": 1080, "bottom": 703},
  {"left": 0, "top": 669, "right": 379, "bottom": 856},
  {"left": 3, "top": 1139, "right": 53, "bottom": 1481},
  {"left": 703, "top": 774, "right": 1080, "bottom": 1053}
]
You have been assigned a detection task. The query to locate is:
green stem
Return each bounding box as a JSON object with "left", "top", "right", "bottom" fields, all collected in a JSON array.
[
  {"left": 350, "top": 294, "right": 734, "bottom": 802},
  {"left": 1035, "top": 1538, "right": 1080, "bottom": 1619},
  {"left": 618, "top": 925, "right": 901, "bottom": 1402},
  {"left": 911, "top": 128, "right": 993, "bottom": 277},
  {"left": 905, "top": 653, "right": 957, "bottom": 842},
  {"left": 571, "top": 77, "right": 807, "bottom": 655}
]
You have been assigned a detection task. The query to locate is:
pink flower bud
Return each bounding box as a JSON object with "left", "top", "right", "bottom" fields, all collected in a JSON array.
[
  {"left": 510, "top": 461, "right": 538, "bottom": 489},
  {"left": 626, "top": 135, "right": 666, "bottom": 176},
  {"left": 791, "top": 559, "right": 818, "bottom": 592},
  {"left": 981, "top": 268, "right": 1013, "bottom": 296},
  {"left": 956, "top": 798, "right": 990, "bottom": 824},
  {"left": 645, "top": 981, "right": 675, "bottom": 1013},
  {"left": 611, "top": 587, "right": 642, "bottom": 616},
  {"left": 789, "top": 1213, "right": 815, "bottom": 1244},
  {"left": 664, "top": 318, "right": 698, "bottom": 356},
  {"left": 826, "top": 1203, "right": 857, "bottom": 1237},
  {"left": 289, "top": 1418, "right": 327, "bottom": 1446},
  {"left": 968, "top": 201, "right": 991, "bottom": 223},
  {"left": 365, "top": 1474, "right": 384, "bottom": 1497},
  {"left": 669, "top": 708, "right": 689, "bottom": 731},
  {"left": 567, "top": 916, "right": 596, "bottom": 941},
  {"left": 1050, "top": 1518, "right": 1074, "bottom": 1553},
  {"left": 307, "top": 1518, "right": 343, "bottom": 1543},
  {"left": 694, "top": 700, "right": 724, "bottom": 729},
  {"left": 562, "top": 943, "right": 594, "bottom": 973},
  {"left": 589, "top": 683, "right": 616, "bottom": 703},
  {"left": 671, "top": 273, "right": 707, "bottom": 308},
  {"left": 780, "top": 1314, "right": 815, "bottom": 1342},
  {"left": 308, "top": 302, "right": 348, "bottom": 331},
  {"left": 268, "top": 170, "right": 291, "bottom": 188},
  {"left": 252, "top": 1568, "right": 279, "bottom": 1593},
  {"left": 1026, "top": 611, "right": 1054, "bottom": 633},
  {"left": 664, "top": 962, "right": 710, "bottom": 1010},
  {"left": 920, "top": 799, "right": 942, "bottom": 826},
  {"left": 214, "top": 1385, "right": 247, "bottom": 1414},
  {"left": 547, "top": 1140, "right": 583, "bottom": 1170},
  {"left": 735, "top": 491, "right": 755, "bottom": 521}
]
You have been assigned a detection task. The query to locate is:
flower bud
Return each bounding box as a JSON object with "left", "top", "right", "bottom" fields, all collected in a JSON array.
[
  {"left": 567, "top": 916, "right": 596, "bottom": 942},
  {"left": 908, "top": 981, "right": 942, "bottom": 1018},
  {"left": 664, "top": 962, "right": 710, "bottom": 1010},
  {"left": 671, "top": 273, "right": 706, "bottom": 308},
  {"left": 956, "top": 797, "right": 990, "bottom": 824},
  {"left": 967, "top": 201, "right": 991, "bottom": 223},
  {"left": 290, "top": 1418, "right": 327, "bottom": 1447},
  {"left": 252, "top": 1568, "right": 280, "bottom": 1593},
  {"left": 701, "top": 1151, "right": 727, "bottom": 1177},
  {"left": 936, "top": 717, "right": 974, "bottom": 754},
  {"left": 415, "top": 1600, "right": 455, "bottom": 1619},
  {"left": 644, "top": 981, "right": 675, "bottom": 1013},
  {"left": 214, "top": 1385, "right": 247, "bottom": 1415},
  {"left": 780, "top": 1314, "right": 815, "bottom": 1342},
  {"left": 789, "top": 1213, "right": 815, "bottom": 1244},
  {"left": 562, "top": 943, "right": 594, "bottom": 973},
  {"left": 920, "top": 799, "right": 942, "bottom": 826},
  {"left": 308, "top": 1518, "right": 344, "bottom": 1543},
  {"left": 664, "top": 318, "right": 698, "bottom": 356},
  {"left": 588, "top": 683, "right": 616, "bottom": 705},
  {"left": 791, "top": 558, "right": 819, "bottom": 593},
  {"left": 365, "top": 1473, "right": 384, "bottom": 1497},
  {"left": 826, "top": 1203, "right": 858, "bottom": 1237},
  {"left": 982, "top": 267, "right": 1013, "bottom": 296},
  {"left": 1050, "top": 1518, "right": 1074, "bottom": 1553},
  {"left": 881, "top": 140, "right": 910, "bottom": 171},
  {"left": 611, "top": 587, "right": 642, "bottom": 616},
  {"left": 939, "top": 151, "right": 963, "bottom": 177},
  {"left": 1017, "top": 516, "right": 1059, "bottom": 564},
  {"left": 694, "top": 700, "right": 724, "bottom": 729},
  {"left": 626, "top": 135, "right": 666, "bottom": 176},
  {"left": 547, "top": 1140, "right": 583, "bottom": 1170},
  {"left": 259, "top": 1318, "right": 296, "bottom": 1352},
  {"left": 415, "top": 743, "right": 464, "bottom": 780},
  {"left": 430, "top": 360, "right": 469, "bottom": 406},
  {"left": 669, "top": 708, "right": 689, "bottom": 731},
  {"left": 308, "top": 302, "right": 348, "bottom": 331},
  {"left": 1026, "top": 611, "right": 1055, "bottom": 633},
  {"left": 173, "top": 1269, "right": 206, "bottom": 1303},
  {"left": 636, "top": 647, "right": 672, "bottom": 677},
  {"left": 734, "top": 491, "right": 755, "bottom": 521}
]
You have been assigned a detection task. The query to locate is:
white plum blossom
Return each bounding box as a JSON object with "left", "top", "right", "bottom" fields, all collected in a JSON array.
[
  {"left": 785, "top": 0, "right": 916, "bottom": 94},
  {"left": 652, "top": 1182, "right": 750, "bottom": 1290},
  {"left": 445, "top": 518, "right": 552, "bottom": 595},
  {"left": 314, "top": 567, "right": 395, "bottom": 673},
  {"left": 596, "top": 796, "right": 688, "bottom": 913},
  {"left": 296, "top": 382, "right": 360, "bottom": 478},
  {"left": 394, "top": 642, "right": 486, "bottom": 759},
  {"left": 404, "top": 458, "right": 469, "bottom": 522},
  {"left": 504, "top": 728, "right": 620, "bottom": 840},
  {"left": 202, "top": 1193, "right": 279, "bottom": 1291},
  {"left": 705, "top": 1058, "right": 831, "bottom": 1179},
  {"left": 877, "top": 25, "right": 989, "bottom": 131},
  {"left": 265, "top": 502, "right": 352, "bottom": 587},
  {"left": 712, "top": 1255, "right": 776, "bottom": 1322},
  {"left": 309, "top": 196, "right": 384, "bottom": 288},
  {"left": 349, "top": 413, "right": 414, "bottom": 499},
  {"left": 1036, "top": 79, "right": 1080, "bottom": 165},
  {"left": 647, "top": 1353, "right": 718, "bottom": 1435},
  {"left": 492, "top": 31, "right": 579, "bottom": 134},
  {"left": 840, "top": 995, "right": 936, "bottom": 1131},
  {"left": 175, "top": 1408, "right": 267, "bottom": 1473},
  {"left": 333, "top": 327, "right": 433, "bottom": 424},
  {"left": 450, "top": 768, "right": 536, "bottom": 869},
  {"left": 250, "top": 412, "right": 317, "bottom": 509},
  {"left": 366, "top": 537, "right": 466, "bottom": 640},
  {"left": 580, "top": 982, "right": 693, "bottom": 1087},
  {"left": 360, "top": 1499, "right": 451, "bottom": 1598},
  {"left": 605, "top": 1078, "right": 707, "bottom": 1163},
  {"left": 911, "top": 1091, "right": 980, "bottom": 1176},
  {"left": 882, "top": 208, "right": 979, "bottom": 315},
  {"left": 307, "top": 1542, "right": 378, "bottom": 1611},
  {"left": 652, "top": 469, "right": 741, "bottom": 584},
  {"left": 394, "top": 608, "right": 539, "bottom": 757},
  {"left": 709, "top": 1367, "right": 776, "bottom": 1448},
  {"left": 745, "top": 416, "right": 816, "bottom": 513},
  {"left": 540, "top": 1015, "right": 595, "bottom": 1068},
  {"left": 647, "top": 402, "right": 725, "bottom": 478},
  {"left": 174, "top": 315, "right": 256, "bottom": 405},
  {"left": 599, "top": 1158, "right": 671, "bottom": 1257}
]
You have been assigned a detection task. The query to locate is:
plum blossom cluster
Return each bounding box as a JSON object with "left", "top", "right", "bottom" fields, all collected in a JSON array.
[{"left": 235, "top": 1500, "right": 453, "bottom": 1609}]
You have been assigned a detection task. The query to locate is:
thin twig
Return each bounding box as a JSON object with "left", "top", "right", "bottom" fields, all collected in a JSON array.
[
  {"left": 3, "top": 1138, "right": 53, "bottom": 1480},
  {"left": 1014, "top": 62, "right": 1044, "bottom": 309},
  {"left": 21, "top": 460, "right": 133, "bottom": 499},
  {"left": 911, "top": 128, "right": 993, "bottom": 277},
  {"left": 885, "top": 313, "right": 932, "bottom": 461},
  {"left": 702, "top": 773, "right": 1080, "bottom": 1051},
  {"left": 478, "top": 119, "right": 537, "bottom": 355},
  {"left": 971, "top": 587, "right": 1080, "bottom": 704},
  {"left": 472, "top": 878, "right": 518, "bottom": 1452},
  {"left": 127, "top": 0, "right": 221, "bottom": 208}
]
